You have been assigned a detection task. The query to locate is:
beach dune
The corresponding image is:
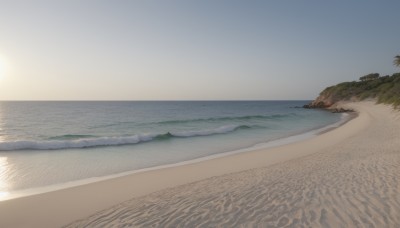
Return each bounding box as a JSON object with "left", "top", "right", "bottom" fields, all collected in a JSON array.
[{"left": 1, "top": 102, "right": 400, "bottom": 227}]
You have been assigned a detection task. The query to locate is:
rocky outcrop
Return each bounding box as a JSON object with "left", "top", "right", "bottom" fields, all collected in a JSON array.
[
  {"left": 302, "top": 84, "right": 360, "bottom": 109},
  {"left": 303, "top": 101, "right": 329, "bottom": 109},
  {"left": 303, "top": 93, "right": 340, "bottom": 109},
  {"left": 303, "top": 93, "right": 357, "bottom": 111}
]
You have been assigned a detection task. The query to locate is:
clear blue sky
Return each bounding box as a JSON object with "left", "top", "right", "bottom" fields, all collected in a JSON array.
[{"left": 0, "top": 0, "right": 399, "bottom": 100}]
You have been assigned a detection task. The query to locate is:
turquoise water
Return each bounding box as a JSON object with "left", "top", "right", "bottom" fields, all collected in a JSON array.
[{"left": 0, "top": 101, "right": 342, "bottom": 198}]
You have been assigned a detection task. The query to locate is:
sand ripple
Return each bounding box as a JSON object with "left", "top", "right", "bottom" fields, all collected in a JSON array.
[{"left": 66, "top": 103, "right": 400, "bottom": 227}]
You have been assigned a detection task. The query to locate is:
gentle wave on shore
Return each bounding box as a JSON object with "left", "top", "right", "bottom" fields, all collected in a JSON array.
[{"left": 0, "top": 125, "right": 255, "bottom": 151}]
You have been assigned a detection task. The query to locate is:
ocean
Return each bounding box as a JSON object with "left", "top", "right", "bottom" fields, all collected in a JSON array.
[{"left": 0, "top": 101, "right": 345, "bottom": 199}]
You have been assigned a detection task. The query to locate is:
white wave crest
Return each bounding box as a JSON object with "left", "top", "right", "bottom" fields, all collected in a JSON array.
[
  {"left": 170, "top": 125, "right": 241, "bottom": 137},
  {"left": 0, "top": 125, "right": 249, "bottom": 151}
]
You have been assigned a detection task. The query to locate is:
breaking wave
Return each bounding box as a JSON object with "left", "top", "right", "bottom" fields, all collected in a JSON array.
[
  {"left": 0, "top": 125, "right": 255, "bottom": 151},
  {"left": 89, "top": 113, "right": 298, "bottom": 129}
]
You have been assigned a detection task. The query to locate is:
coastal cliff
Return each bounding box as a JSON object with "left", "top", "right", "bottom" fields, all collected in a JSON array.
[{"left": 304, "top": 72, "right": 400, "bottom": 109}]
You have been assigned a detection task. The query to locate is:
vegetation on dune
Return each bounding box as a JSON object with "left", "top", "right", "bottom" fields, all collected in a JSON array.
[
  {"left": 319, "top": 72, "right": 400, "bottom": 107},
  {"left": 308, "top": 56, "right": 400, "bottom": 108}
]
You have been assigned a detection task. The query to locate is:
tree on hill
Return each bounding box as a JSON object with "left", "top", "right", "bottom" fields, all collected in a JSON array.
[
  {"left": 394, "top": 55, "right": 400, "bottom": 67},
  {"left": 359, "top": 73, "right": 380, "bottom": 81}
]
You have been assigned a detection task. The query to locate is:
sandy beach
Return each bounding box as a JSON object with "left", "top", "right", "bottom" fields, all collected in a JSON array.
[{"left": 1, "top": 101, "right": 399, "bottom": 227}]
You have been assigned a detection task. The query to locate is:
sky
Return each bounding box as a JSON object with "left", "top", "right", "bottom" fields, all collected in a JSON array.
[{"left": 0, "top": 0, "right": 399, "bottom": 100}]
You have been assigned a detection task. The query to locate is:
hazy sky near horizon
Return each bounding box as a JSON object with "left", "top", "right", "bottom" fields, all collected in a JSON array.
[{"left": 0, "top": 0, "right": 399, "bottom": 100}]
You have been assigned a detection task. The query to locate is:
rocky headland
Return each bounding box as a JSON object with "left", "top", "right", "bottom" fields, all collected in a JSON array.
[{"left": 304, "top": 72, "right": 400, "bottom": 110}]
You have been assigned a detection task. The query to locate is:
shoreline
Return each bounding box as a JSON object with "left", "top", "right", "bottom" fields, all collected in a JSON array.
[
  {"left": 0, "top": 112, "right": 352, "bottom": 201},
  {"left": 0, "top": 102, "right": 374, "bottom": 227},
  {"left": 68, "top": 101, "right": 400, "bottom": 227}
]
